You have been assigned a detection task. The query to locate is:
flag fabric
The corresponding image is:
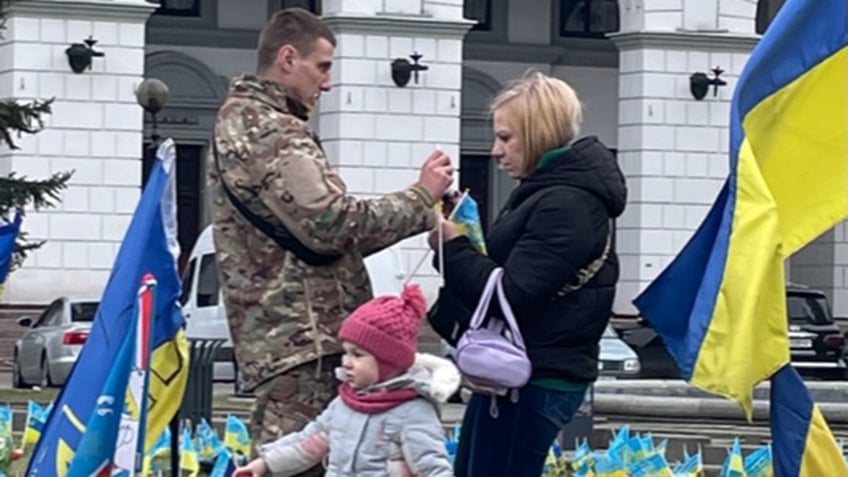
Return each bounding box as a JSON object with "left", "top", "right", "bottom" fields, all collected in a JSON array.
[
  {"left": 65, "top": 311, "right": 136, "bottom": 477},
  {"left": 771, "top": 364, "right": 845, "bottom": 476},
  {"left": 114, "top": 275, "right": 157, "bottom": 473},
  {"left": 27, "top": 139, "right": 190, "bottom": 476},
  {"left": 224, "top": 414, "right": 251, "bottom": 459},
  {"left": 180, "top": 426, "right": 200, "bottom": 477},
  {"left": 719, "top": 438, "right": 747, "bottom": 477},
  {"left": 21, "top": 400, "right": 51, "bottom": 450},
  {"left": 633, "top": 0, "right": 847, "bottom": 421},
  {"left": 0, "top": 208, "right": 23, "bottom": 295},
  {"left": 210, "top": 449, "right": 238, "bottom": 477},
  {"left": 450, "top": 192, "right": 487, "bottom": 254}
]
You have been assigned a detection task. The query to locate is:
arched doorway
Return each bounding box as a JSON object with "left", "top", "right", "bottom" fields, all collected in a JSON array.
[
  {"left": 143, "top": 50, "right": 227, "bottom": 270},
  {"left": 460, "top": 67, "right": 504, "bottom": 230}
]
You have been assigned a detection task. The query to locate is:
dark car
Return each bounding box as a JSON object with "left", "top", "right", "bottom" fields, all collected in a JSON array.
[
  {"left": 616, "top": 283, "right": 846, "bottom": 380},
  {"left": 786, "top": 284, "right": 846, "bottom": 380}
]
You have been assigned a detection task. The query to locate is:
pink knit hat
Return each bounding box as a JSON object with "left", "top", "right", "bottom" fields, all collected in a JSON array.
[{"left": 338, "top": 284, "right": 427, "bottom": 380}]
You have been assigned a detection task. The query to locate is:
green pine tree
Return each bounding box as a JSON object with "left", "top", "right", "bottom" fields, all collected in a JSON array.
[{"left": 0, "top": 1, "right": 73, "bottom": 275}]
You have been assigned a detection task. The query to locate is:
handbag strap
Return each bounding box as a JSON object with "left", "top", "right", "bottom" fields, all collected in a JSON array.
[
  {"left": 494, "top": 275, "right": 527, "bottom": 351},
  {"left": 556, "top": 226, "right": 612, "bottom": 297},
  {"left": 468, "top": 268, "right": 503, "bottom": 330}
]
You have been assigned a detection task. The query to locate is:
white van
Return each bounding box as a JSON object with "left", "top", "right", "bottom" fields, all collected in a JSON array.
[{"left": 180, "top": 225, "right": 408, "bottom": 393}]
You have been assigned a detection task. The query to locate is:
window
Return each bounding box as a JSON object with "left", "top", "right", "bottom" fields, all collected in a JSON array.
[
  {"left": 196, "top": 254, "right": 220, "bottom": 308},
  {"left": 560, "top": 0, "right": 619, "bottom": 37},
  {"left": 36, "top": 301, "right": 63, "bottom": 328},
  {"left": 180, "top": 258, "right": 197, "bottom": 306},
  {"left": 464, "top": 0, "right": 492, "bottom": 32},
  {"left": 787, "top": 294, "right": 833, "bottom": 325},
  {"left": 154, "top": 0, "right": 201, "bottom": 17},
  {"left": 755, "top": 0, "right": 787, "bottom": 34},
  {"left": 71, "top": 302, "right": 99, "bottom": 323},
  {"left": 278, "top": 0, "right": 320, "bottom": 15}
]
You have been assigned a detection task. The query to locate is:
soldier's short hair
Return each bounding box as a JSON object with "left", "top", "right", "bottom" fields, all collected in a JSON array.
[{"left": 257, "top": 8, "right": 337, "bottom": 73}]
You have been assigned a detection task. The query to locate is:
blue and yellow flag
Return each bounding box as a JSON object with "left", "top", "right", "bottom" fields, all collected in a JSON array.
[
  {"left": 224, "top": 414, "right": 251, "bottom": 459},
  {"left": 180, "top": 426, "right": 200, "bottom": 477},
  {"left": 0, "top": 208, "right": 22, "bottom": 299},
  {"left": 27, "top": 139, "right": 190, "bottom": 476},
  {"left": 21, "top": 400, "right": 51, "bottom": 450},
  {"left": 633, "top": 0, "right": 847, "bottom": 420},
  {"left": 771, "top": 364, "right": 845, "bottom": 476}
]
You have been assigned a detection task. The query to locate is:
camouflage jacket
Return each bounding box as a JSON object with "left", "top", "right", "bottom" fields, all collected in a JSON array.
[{"left": 207, "top": 74, "right": 436, "bottom": 391}]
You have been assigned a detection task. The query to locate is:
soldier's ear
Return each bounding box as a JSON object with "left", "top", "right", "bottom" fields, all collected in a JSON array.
[{"left": 277, "top": 45, "right": 298, "bottom": 72}]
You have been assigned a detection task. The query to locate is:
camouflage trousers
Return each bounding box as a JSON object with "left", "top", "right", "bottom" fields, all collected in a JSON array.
[{"left": 249, "top": 354, "right": 341, "bottom": 477}]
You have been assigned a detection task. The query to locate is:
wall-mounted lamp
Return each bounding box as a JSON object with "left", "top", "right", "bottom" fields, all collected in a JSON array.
[
  {"left": 391, "top": 52, "right": 429, "bottom": 87},
  {"left": 65, "top": 36, "right": 105, "bottom": 74},
  {"left": 689, "top": 66, "right": 727, "bottom": 100}
]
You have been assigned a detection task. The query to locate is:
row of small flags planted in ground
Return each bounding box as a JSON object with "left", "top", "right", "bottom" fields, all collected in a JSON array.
[
  {"left": 143, "top": 415, "right": 250, "bottom": 476},
  {"left": 444, "top": 424, "right": 780, "bottom": 477},
  {"left": 0, "top": 400, "right": 252, "bottom": 476},
  {"left": 7, "top": 402, "right": 848, "bottom": 476}
]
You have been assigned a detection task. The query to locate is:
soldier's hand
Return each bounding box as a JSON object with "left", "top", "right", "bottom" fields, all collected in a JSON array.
[{"left": 414, "top": 150, "right": 454, "bottom": 201}]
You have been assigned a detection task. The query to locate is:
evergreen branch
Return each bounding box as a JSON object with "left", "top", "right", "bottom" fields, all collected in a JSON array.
[
  {"left": 0, "top": 171, "right": 73, "bottom": 217},
  {"left": 0, "top": 98, "right": 53, "bottom": 150}
]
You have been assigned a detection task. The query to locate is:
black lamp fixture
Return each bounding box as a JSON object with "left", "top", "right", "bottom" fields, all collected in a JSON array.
[
  {"left": 689, "top": 66, "right": 727, "bottom": 100},
  {"left": 65, "top": 36, "right": 105, "bottom": 74},
  {"left": 135, "top": 78, "right": 170, "bottom": 148},
  {"left": 391, "top": 52, "right": 429, "bottom": 87}
]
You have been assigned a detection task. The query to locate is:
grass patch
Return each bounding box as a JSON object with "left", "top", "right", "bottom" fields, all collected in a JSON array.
[{"left": 0, "top": 387, "right": 57, "bottom": 404}]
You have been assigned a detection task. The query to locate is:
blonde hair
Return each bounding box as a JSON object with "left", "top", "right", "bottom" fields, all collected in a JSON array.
[{"left": 489, "top": 71, "right": 583, "bottom": 176}]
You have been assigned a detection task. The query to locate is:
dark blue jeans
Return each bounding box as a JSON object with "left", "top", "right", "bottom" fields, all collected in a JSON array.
[{"left": 453, "top": 384, "right": 586, "bottom": 477}]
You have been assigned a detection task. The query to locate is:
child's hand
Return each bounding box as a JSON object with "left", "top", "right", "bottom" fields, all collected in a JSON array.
[{"left": 234, "top": 458, "right": 268, "bottom": 476}]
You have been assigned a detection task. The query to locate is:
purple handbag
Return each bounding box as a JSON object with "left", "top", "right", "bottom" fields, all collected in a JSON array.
[{"left": 454, "top": 268, "right": 532, "bottom": 392}]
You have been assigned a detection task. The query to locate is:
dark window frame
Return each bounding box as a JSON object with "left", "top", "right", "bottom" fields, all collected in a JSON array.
[
  {"left": 557, "top": 0, "right": 620, "bottom": 38},
  {"left": 269, "top": 0, "right": 321, "bottom": 16},
  {"left": 154, "top": 0, "right": 202, "bottom": 17}
]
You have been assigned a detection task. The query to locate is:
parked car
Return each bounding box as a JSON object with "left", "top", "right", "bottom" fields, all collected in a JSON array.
[
  {"left": 618, "top": 283, "right": 847, "bottom": 380},
  {"left": 598, "top": 323, "right": 641, "bottom": 379},
  {"left": 12, "top": 297, "right": 99, "bottom": 388},
  {"left": 786, "top": 283, "right": 846, "bottom": 380},
  {"left": 181, "top": 224, "right": 409, "bottom": 394}
]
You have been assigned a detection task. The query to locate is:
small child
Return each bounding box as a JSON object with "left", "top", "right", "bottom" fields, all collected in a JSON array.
[{"left": 235, "top": 284, "right": 460, "bottom": 477}]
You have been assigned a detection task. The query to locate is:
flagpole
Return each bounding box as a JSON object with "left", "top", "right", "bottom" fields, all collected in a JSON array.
[{"left": 135, "top": 274, "right": 157, "bottom": 473}]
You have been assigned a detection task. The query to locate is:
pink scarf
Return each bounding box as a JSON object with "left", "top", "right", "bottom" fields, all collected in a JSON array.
[{"left": 338, "top": 382, "right": 419, "bottom": 414}]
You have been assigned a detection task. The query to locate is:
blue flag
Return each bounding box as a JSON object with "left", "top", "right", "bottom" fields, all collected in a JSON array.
[
  {"left": 65, "top": 310, "right": 136, "bottom": 476},
  {"left": 27, "top": 139, "right": 190, "bottom": 476},
  {"left": 0, "top": 208, "right": 23, "bottom": 284}
]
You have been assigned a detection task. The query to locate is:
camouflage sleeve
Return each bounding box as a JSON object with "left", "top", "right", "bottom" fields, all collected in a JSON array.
[{"left": 221, "top": 111, "right": 437, "bottom": 256}]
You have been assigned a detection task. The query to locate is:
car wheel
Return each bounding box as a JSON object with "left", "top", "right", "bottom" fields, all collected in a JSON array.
[
  {"left": 12, "top": 351, "right": 27, "bottom": 389},
  {"left": 39, "top": 354, "right": 54, "bottom": 388}
]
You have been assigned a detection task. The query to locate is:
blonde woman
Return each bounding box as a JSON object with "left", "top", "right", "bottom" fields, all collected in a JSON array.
[{"left": 429, "top": 71, "right": 627, "bottom": 477}]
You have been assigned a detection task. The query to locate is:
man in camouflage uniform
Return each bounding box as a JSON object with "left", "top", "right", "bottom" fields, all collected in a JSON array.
[{"left": 207, "top": 8, "right": 454, "bottom": 475}]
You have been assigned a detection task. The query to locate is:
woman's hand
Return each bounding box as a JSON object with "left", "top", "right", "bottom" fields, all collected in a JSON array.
[
  {"left": 234, "top": 458, "right": 268, "bottom": 477},
  {"left": 428, "top": 217, "right": 461, "bottom": 250}
]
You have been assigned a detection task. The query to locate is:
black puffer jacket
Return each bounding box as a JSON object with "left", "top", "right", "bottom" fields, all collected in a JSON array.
[{"left": 440, "top": 136, "right": 627, "bottom": 383}]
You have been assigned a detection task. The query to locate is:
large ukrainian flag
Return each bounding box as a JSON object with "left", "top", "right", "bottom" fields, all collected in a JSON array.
[
  {"left": 634, "top": 0, "right": 847, "bottom": 475},
  {"left": 27, "top": 140, "right": 189, "bottom": 476}
]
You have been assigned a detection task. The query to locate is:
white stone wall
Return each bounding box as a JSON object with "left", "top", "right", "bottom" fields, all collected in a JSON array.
[
  {"left": 1, "top": 1, "right": 154, "bottom": 303},
  {"left": 320, "top": 0, "right": 470, "bottom": 304},
  {"left": 611, "top": 1, "right": 759, "bottom": 314}
]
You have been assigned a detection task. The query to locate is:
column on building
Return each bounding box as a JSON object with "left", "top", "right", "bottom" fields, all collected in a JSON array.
[
  {"left": 319, "top": 0, "right": 473, "bottom": 303},
  {"left": 0, "top": 1, "right": 155, "bottom": 303},
  {"left": 609, "top": 0, "right": 759, "bottom": 314}
]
